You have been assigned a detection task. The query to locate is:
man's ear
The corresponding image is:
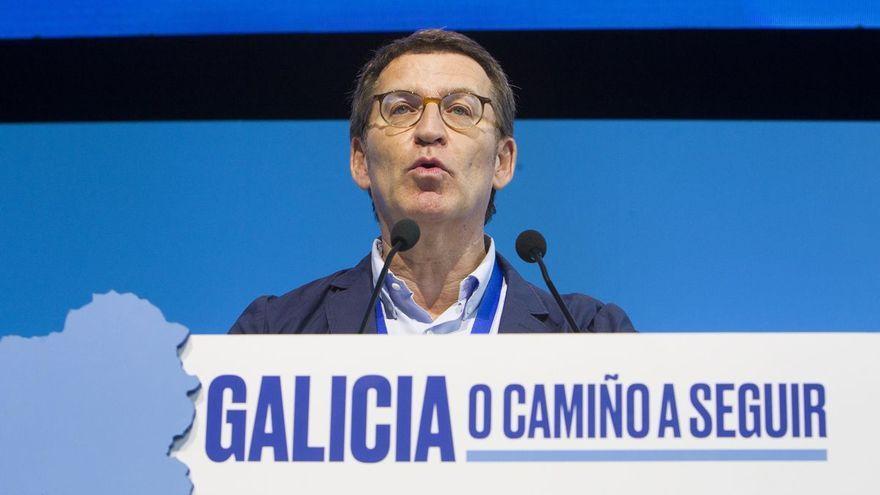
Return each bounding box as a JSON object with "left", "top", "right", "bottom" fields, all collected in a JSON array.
[
  {"left": 350, "top": 136, "right": 371, "bottom": 190},
  {"left": 492, "top": 136, "right": 517, "bottom": 190}
]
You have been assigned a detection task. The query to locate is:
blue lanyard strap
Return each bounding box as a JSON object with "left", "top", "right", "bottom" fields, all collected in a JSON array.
[{"left": 374, "top": 259, "right": 503, "bottom": 335}]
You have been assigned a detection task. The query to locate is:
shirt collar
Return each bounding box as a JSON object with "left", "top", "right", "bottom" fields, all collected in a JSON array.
[{"left": 370, "top": 236, "right": 497, "bottom": 322}]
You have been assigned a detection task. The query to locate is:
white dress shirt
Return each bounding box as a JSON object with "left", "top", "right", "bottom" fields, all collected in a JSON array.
[{"left": 370, "top": 237, "right": 507, "bottom": 335}]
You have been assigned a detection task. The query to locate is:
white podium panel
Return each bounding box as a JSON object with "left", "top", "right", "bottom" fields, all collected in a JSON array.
[{"left": 173, "top": 334, "right": 880, "bottom": 494}]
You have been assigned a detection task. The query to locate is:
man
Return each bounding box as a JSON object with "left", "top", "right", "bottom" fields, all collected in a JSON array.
[{"left": 230, "top": 29, "right": 634, "bottom": 334}]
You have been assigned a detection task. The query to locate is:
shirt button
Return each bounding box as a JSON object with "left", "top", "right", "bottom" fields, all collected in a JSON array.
[{"left": 391, "top": 282, "right": 401, "bottom": 290}]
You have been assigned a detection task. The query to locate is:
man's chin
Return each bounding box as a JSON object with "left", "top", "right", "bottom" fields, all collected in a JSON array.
[
  {"left": 398, "top": 200, "right": 462, "bottom": 225},
  {"left": 403, "top": 207, "right": 457, "bottom": 224}
]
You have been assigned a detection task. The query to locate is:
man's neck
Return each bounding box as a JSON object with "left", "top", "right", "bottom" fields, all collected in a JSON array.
[{"left": 381, "top": 221, "right": 487, "bottom": 319}]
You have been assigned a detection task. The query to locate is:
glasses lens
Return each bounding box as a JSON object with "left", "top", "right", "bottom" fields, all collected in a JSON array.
[
  {"left": 441, "top": 93, "right": 483, "bottom": 129},
  {"left": 380, "top": 91, "right": 423, "bottom": 127}
]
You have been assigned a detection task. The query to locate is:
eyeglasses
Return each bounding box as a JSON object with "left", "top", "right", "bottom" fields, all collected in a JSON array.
[{"left": 372, "top": 90, "right": 492, "bottom": 130}]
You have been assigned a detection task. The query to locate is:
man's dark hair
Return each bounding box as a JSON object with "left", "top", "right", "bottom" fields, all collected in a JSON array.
[{"left": 351, "top": 29, "right": 516, "bottom": 224}]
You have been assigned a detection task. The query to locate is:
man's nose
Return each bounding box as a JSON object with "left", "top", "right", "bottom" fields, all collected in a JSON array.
[{"left": 413, "top": 101, "right": 448, "bottom": 146}]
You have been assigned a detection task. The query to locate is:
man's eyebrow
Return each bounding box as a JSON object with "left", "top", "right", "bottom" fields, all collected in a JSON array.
[
  {"left": 441, "top": 87, "right": 480, "bottom": 96},
  {"left": 391, "top": 87, "right": 482, "bottom": 97}
]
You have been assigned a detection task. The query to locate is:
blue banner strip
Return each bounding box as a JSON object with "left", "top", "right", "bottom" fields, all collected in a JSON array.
[{"left": 466, "top": 449, "right": 827, "bottom": 462}]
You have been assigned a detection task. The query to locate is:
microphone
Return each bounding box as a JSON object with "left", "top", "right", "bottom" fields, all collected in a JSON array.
[
  {"left": 515, "top": 230, "right": 580, "bottom": 333},
  {"left": 358, "top": 218, "right": 421, "bottom": 334}
]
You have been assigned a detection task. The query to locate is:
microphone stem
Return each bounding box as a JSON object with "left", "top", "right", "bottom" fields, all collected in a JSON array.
[
  {"left": 533, "top": 253, "right": 580, "bottom": 333},
  {"left": 358, "top": 242, "right": 402, "bottom": 334}
]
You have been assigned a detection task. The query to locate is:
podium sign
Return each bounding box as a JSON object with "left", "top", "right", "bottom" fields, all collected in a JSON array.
[{"left": 173, "top": 334, "right": 879, "bottom": 494}]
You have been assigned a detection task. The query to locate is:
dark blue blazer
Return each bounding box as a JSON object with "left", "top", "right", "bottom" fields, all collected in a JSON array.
[{"left": 229, "top": 252, "right": 634, "bottom": 334}]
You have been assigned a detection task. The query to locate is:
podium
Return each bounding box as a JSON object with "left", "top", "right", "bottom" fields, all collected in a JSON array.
[{"left": 172, "top": 333, "right": 879, "bottom": 494}]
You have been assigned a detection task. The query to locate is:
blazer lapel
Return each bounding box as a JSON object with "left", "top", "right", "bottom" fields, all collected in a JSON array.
[
  {"left": 326, "top": 255, "right": 378, "bottom": 334},
  {"left": 496, "top": 254, "right": 556, "bottom": 333}
]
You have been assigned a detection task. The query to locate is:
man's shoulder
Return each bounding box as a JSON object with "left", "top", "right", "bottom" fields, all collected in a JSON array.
[
  {"left": 497, "top": 253, "right": 635, "bottom": 333},
  {"left": 560, "top": 292, "right": 635, "bottom": 333},
  {"left": 228, "top": 257, "right": 370, "bottom": 334}
]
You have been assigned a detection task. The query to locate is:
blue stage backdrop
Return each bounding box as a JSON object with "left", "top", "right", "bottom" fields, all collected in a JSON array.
[
  {"left": 1, "top": 120, "right": 878, "bottom": 336},
  {"left": 0, "top": 0, "right": 876, "bottom": 38}
]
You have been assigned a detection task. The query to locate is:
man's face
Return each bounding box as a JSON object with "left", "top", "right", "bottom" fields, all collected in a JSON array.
[{"left": 351, "top": 52, "right": 516, "bottom": 228}]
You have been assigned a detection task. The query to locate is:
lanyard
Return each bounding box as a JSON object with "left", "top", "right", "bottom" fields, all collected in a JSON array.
[{"left": 375, "top": 259, "right": 503, "bottom": 335}]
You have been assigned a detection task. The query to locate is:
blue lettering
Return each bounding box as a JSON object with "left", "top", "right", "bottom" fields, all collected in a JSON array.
[
  {"left": 738, "top": 383, "right": 761, "bottom": 438},
  {"left": 658, "top": 384, "right": 680, "bottom": 438},
  {"left": 292, "top": 376, "right": 325, "bottom": 461},
  {"left": 626, "top": 383, "right": 650, "bottom": 438},
  {"left": 791, "top": 384, "right": 801, "bottom": 437},
  {"left": 716, "top": 383, "right": 735, "bottom": 438},
  {"left": 587, "top": 384, "right": 596, "bottom": 438},
  {"left": 248, "top": 376, "right": 288, "bottom": 461},
  {"left": 553, "top": 384, "right": 583, "bottom": 438},
  {"left": 206, "top": 375, "right": 246, "bottom": 462},
  {"left": 328, "top": 376, "right": 346, "bottom": 461},
  {"left": 765, "top": 384, "right": 788, "bottom": 438},
  {"left": 351, "top": 375, "right": 391, "bottom": 463},
  {"left": 503, "top": 384, "right": 526, "bottom": 439},
  {"left": 396, "top": 376, "right": 413, "bottom": 461},
  {"left": 804, "top": 383, "right": 826, "bottom": 437},
  {"left": 415, "top": 376, "right": 455, "bottom": 461},
  {"left": 528, "top": 385, "right": 550, "bottom": 438},
  {"left": 600, "top": 381, "right": 623, "bottom": 438},
  {"left": 689, "top": 383, "right": 712, "bottom": 438},
  {"left": 468, "top": 384, "right": 492, "bottom": 439}
]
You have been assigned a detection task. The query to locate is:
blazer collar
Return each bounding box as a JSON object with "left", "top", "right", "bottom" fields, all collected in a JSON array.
[
  {"left": 324, "top": 252, "right": 554, "bottom": 334},
  {"left": 495, "top": 253, "right": 555, "bottom": 333},
  {"left": 326, "top": 255, "right": 377, "bottom": 334}
]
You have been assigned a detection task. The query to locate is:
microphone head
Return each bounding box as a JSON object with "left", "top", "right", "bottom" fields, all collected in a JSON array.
[
  {"left": 390, "top": 218, "right": 420, "bottom": 252},
  {"left": 515, "top": 230, "right": 547, "bottom": 263}
]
